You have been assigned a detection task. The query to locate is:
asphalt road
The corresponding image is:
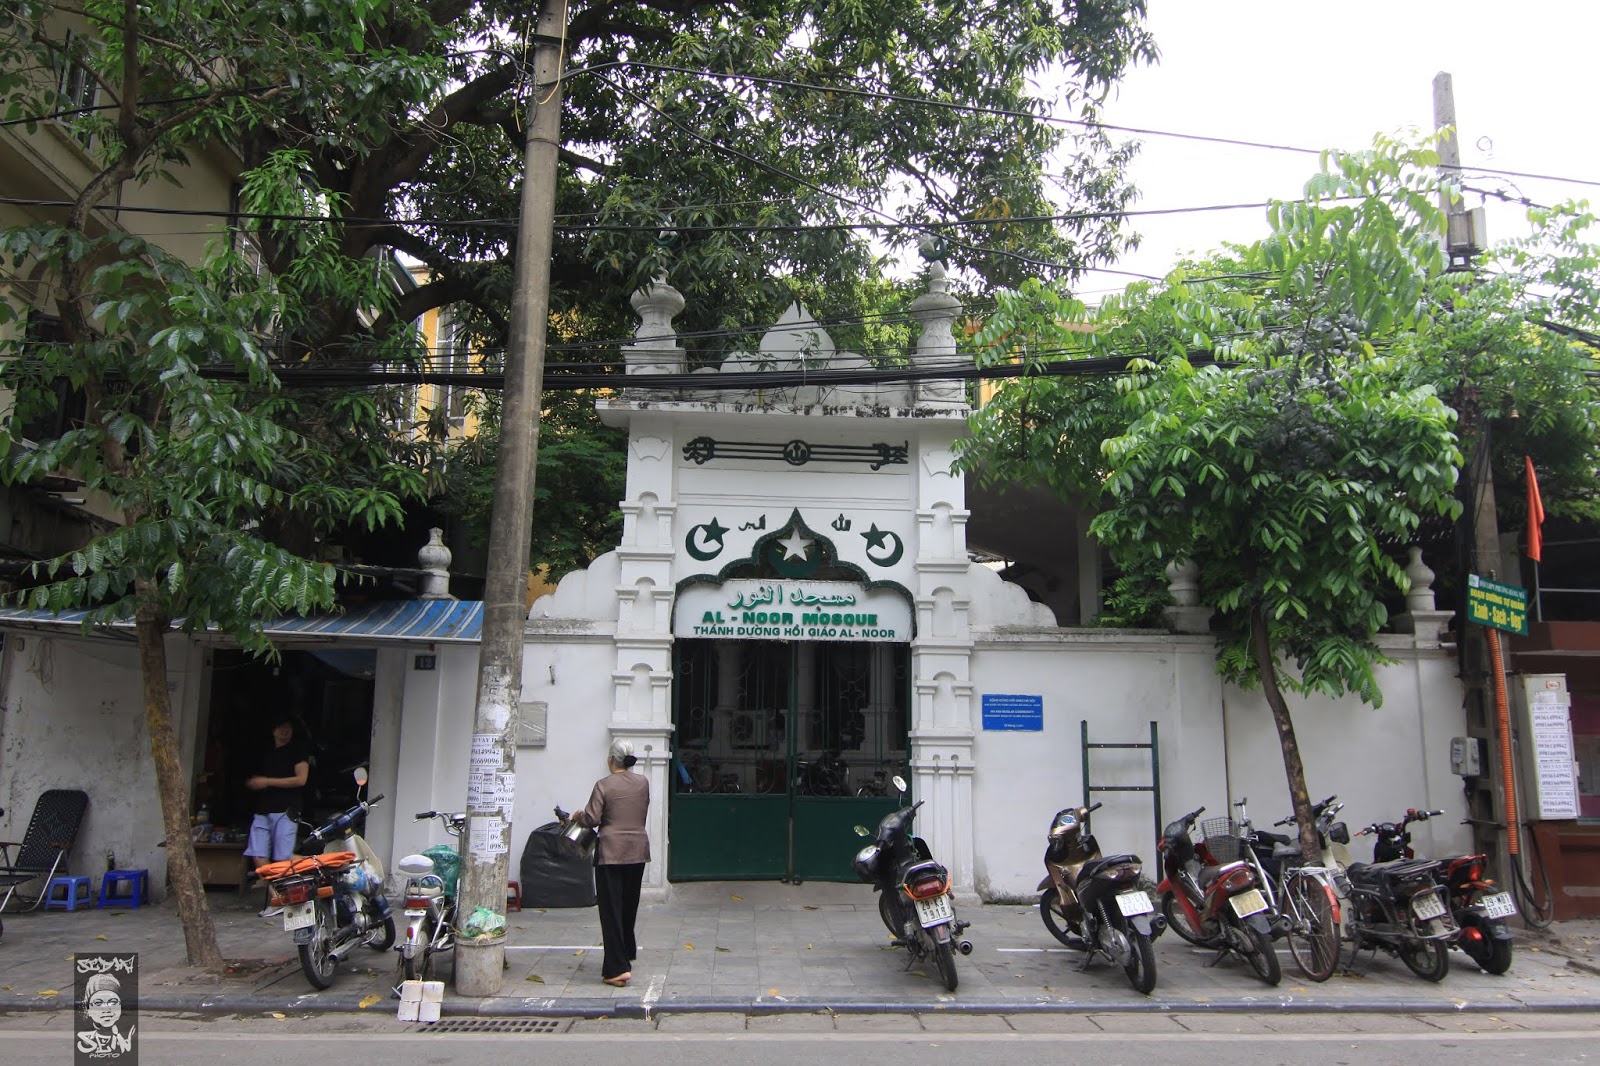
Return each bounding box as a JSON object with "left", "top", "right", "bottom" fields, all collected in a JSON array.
[{"left": 2, "top": 1010, "right": 1597, "bottom": 1065}]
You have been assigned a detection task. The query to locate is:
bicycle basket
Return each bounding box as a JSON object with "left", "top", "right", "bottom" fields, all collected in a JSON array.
[{"left": 1200, "top": 818, "right": 1244, "bottom": 863}]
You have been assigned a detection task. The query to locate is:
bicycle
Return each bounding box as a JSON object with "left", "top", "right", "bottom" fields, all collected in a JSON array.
[{"left": 1257, "top": 797, "right": 1348, "bottom": 982}]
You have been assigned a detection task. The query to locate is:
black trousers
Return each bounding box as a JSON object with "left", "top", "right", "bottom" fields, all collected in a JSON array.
[{"left": 595, "top": 862, "right": 644, "bottom": 979}]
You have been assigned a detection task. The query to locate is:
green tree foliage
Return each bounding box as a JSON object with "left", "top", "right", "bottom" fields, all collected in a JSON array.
[
  {"left": 958, "top": 137, "right": 1600, "bottom": 855},
  {"left": 0, "top": 0, "right": 435, "bottom": 969}
]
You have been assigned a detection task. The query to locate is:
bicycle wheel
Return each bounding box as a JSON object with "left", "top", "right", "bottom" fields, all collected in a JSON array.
[{"left": 1284, "top": 874, "right": 1339, "bottom": 982}]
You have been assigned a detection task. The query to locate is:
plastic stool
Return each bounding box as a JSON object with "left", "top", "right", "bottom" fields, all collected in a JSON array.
[
  {"left": 45, "top": 876, "right": 93, "bottom": 911},
  {"left": 98, "top": 869, "right": 150, "bottom": 909},
  {"left": 506, "top": 881, "right": 521, "bottom": 912}
]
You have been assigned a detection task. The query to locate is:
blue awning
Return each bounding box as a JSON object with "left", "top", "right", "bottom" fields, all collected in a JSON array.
[{"left": 0, "top": 598, "right": 483, "bottom": 646}]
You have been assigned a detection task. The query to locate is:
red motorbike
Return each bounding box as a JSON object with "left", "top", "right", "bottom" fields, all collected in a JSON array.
[{"left": 1157, "top": 805, "right": 1281, "bottom": 985}]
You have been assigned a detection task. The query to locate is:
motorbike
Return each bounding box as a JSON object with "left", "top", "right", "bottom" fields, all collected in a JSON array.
[
  {"left": 1157, "top": 805, "right": 1282, "bottom": 985},
  {"left": 1037, "top": 801, "right": 1162, "bottom": 994},
  {"left": 257, "top": 768, "right": 394, "bottom": 990},
  {"left": 393, "top": 809, "right": 466, "bottom": 983},
  {"left": 1368, "top": 807, "right": 1514, "bottom": 975},
  {"left": 1344, "top": 809, "right": 1458, "bottom": 981},
  {"left": 852, "top": 775, "right": 972, "bottom": 991}
]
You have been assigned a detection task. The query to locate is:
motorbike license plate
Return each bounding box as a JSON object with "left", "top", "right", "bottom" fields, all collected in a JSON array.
[
  {"left": 1115, "top": 890, "right": 1154, "bottom": 916},
  {"left": 282, "top": 901, "right": 316, "bottom": 932},
  {"left": 1228, "top": 888, "right": 1268, "bottom": 918},
  {"left": 914, "top": 893, "right": 955, "bottom": 927},
  {"left": 1412, "top": 892, "right": 1447, "bottom": 921},
  {"left": 1481, "top": 892, "right": 1518, "bottom": 920},
  {"left": 404, "top": 908, "right": 427, "bottom": 917}
]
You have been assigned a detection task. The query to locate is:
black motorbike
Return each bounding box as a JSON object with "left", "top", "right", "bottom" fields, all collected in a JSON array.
[
  {"left": 853, "top": 776, "right": 973, "bottom": 991},
  {"left": 1038, "top": 801, "right": 1162, "bottom": 994},
  {"left": 1344, "top": 809, "right": 1459, "bottom": 981},
  {"left": 1369, "top": 807, "right": 1515, "bottom": 975}
]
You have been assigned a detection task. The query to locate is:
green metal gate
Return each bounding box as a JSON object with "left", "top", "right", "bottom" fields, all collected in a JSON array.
[{"left": 668, "top": 639, "right": 908, "bottom": 881}]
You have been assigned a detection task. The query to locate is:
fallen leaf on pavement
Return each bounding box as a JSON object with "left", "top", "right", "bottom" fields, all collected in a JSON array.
[
  {"left": 716, "top": 947, "right": 730, "bottom": 953},
  {"left": 806, "top": 944, "right": 813, "bottom": 951},
  {"left": 95, "top": 935, "right": 108, "bottom": 941},
  {"left": 37, "top": 990, "right": 59, "bottom": 997},
  {"left": 526, "top": 974, "right": 544, "bottom": 983},
  {"left": 684, "top": 943, "right": 695, "bottom": 950},
  {"left": 358, "top": 994, "right": 382, "bottom": 1009},
  {"left": 270, "top": 1012, "right": 286, "bottom": 1020},
  {"left": 729, "top": 895, "right": 742, "bottom": 902},
  {"left": 769, "top": 988, "right": 778, "bottom": 996},
  {"left": 804, "top": 905, "right": 818, "bottom": 911}
]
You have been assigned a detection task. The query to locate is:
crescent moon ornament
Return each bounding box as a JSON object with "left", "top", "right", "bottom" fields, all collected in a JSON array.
[
  {"left": 860, "top": 523, "right": 904, "bottom": 567},
  {"left": 686, "top": 518, "right": 729, "bottom": 561}
]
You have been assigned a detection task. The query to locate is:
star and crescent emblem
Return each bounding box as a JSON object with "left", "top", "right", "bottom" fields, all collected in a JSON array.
[
  {"left": 685, "top": 518, "right": 728, "bottom": 561},
  {"left": 860, "top": 523, "right": 904, "bottom": 567}
]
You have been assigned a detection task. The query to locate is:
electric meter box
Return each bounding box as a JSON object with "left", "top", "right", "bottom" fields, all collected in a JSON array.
[{"left": 1450, "top": 736, "right": 1484, "bottom": 777}]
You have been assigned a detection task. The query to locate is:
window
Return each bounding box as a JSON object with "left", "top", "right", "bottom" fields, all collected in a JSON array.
[
  {"left": 56, "top": 32, "right": 98, "bottom": 150},
  {"left": 14, "top": 314, "right": 87, "bottom": 443},
  {"left": 439, "top": 311, "right": 469, "bottom": 430}
]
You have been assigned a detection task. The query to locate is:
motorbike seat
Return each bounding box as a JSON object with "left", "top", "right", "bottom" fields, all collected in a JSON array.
[
  {"left": 1271, "top": 841, "right": 1302, "bottom": 859},
  {"left": 1078, "top": 853, "right": 1140, "bottom": 881},
  {"left": 1345, "top": 858, "right": 1441, "bottom": 886},
  {"left": 1197, "top": 860, "right": 1246, "bottom": 888}
]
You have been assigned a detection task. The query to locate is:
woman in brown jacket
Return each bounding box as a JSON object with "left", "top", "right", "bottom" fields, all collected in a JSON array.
[{"left": 570, "top": 738, "right": 651, "bottom": 986}]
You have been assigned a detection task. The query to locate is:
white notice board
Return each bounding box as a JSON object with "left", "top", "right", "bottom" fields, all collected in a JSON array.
[{"left": 1522, "top": 675, "right": 1580, "bottom": 820}]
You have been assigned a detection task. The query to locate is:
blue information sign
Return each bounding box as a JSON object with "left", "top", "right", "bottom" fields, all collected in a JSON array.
[{"left": 981, "top": 693, "right": 1043, "bottom": 731}]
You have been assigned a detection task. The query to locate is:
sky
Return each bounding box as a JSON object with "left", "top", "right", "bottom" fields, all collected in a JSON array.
[{"left": 1076, "top": 0, "right": 1600, "bottom": 296}]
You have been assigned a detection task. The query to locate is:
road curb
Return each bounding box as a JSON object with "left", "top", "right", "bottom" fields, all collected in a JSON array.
[{"left": 5, "top": 993, "right": 1600, "bottom": 1018}]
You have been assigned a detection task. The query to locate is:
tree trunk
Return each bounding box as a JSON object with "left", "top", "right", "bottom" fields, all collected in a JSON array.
[
  {"left": 1251, "top": 604, "right": 1322, "bottom": 862},
  {"left": 135, "top": 596, "right": 223, "bottom": 972}
]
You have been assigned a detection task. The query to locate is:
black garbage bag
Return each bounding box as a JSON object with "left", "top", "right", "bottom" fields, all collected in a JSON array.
[{"left": 519, "top": 822, "right": 596, "bottom": 908}]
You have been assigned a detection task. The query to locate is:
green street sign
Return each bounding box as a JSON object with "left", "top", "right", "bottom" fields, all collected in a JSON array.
[{"left": 1466, "top": 574, "right": 1529, "bottom": 636}]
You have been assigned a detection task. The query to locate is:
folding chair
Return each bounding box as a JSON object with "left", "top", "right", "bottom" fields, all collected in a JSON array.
[{"left": 0, "top": 789, "right": 90, "bottom": 912}]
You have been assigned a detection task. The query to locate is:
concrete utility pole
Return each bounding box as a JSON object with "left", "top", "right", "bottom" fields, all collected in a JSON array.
[
  {"left": 454, "top": 0, "right": 567, "bottom": 996},
  {"left": 1434, "top": 71, "right": 1514, "bottom": 891}
]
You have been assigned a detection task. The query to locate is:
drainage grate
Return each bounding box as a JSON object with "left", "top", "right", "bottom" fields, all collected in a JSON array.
[{"left": 418, "top": 1018, "right": 563, "bottom": 1034}]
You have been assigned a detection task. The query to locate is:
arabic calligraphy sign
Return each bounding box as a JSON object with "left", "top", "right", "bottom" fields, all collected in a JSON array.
[{"left": 674, "top": 579, "right": 912, "bottom": 642}]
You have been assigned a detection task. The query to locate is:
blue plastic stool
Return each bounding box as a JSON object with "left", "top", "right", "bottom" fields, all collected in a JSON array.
[
  {"left": 45, "top": 875, "right": 93, "bottom": 911},
  {"left": 98, "top": 869, "right": 149, "bottom": 909}
]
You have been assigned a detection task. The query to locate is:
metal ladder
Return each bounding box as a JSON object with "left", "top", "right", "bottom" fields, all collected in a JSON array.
[{"left": 1080, "top": 719, "right": 1161, "bottom": 848}]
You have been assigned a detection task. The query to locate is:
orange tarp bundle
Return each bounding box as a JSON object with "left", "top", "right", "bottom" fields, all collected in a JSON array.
[{"left": 255, "top": 852, "right": 357, "bottom": 880}]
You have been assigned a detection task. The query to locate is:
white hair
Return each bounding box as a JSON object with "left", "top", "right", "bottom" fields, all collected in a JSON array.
[{"left": 608, "top": 738, "right": 636, "bottom": 767}]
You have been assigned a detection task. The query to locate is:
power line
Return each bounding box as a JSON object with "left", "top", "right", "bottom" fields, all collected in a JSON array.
[{"left": 8, "top": 58, "right": 1597, "bottom": 193}]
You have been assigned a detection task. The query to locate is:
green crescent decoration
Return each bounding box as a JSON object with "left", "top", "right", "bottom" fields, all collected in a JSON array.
[
  {"left": 686, "top": 517, "right": 729, "bottom": 561},
  {"left": 860, "top": 523, "right": 904, "bottom": 567}
]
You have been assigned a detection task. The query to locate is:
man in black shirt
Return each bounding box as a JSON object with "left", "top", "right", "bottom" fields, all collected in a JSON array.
[{"left": 244, "top": 714, "right": 309, "bottom": 917}]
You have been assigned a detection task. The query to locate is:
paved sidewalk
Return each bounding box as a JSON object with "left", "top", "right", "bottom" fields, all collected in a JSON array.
[{"left": 0, "top": 882, "right": 1595, "bottom": 1019}]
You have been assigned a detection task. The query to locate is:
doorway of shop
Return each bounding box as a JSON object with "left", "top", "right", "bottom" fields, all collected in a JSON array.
[
  {"left": 194, "top": 648, "right": 377, "bottom": 848},
  {"left": 668, "top": 638, "right": 909, "bottom": 882}
]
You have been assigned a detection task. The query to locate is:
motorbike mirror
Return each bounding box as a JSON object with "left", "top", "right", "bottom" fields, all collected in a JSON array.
[
  {"left": 853, "top": 825, "right": 870, "bottom": 837},
  {"left": 891, "top": 775, "right": 907, "bottom": 794},
  {"left": 353, "top": 767, "right": 368, "bottom": 787}
]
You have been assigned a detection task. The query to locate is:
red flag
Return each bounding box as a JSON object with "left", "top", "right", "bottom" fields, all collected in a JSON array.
[{"left": 1525, "top": 455, "right": 1545, "bottom": 562}]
